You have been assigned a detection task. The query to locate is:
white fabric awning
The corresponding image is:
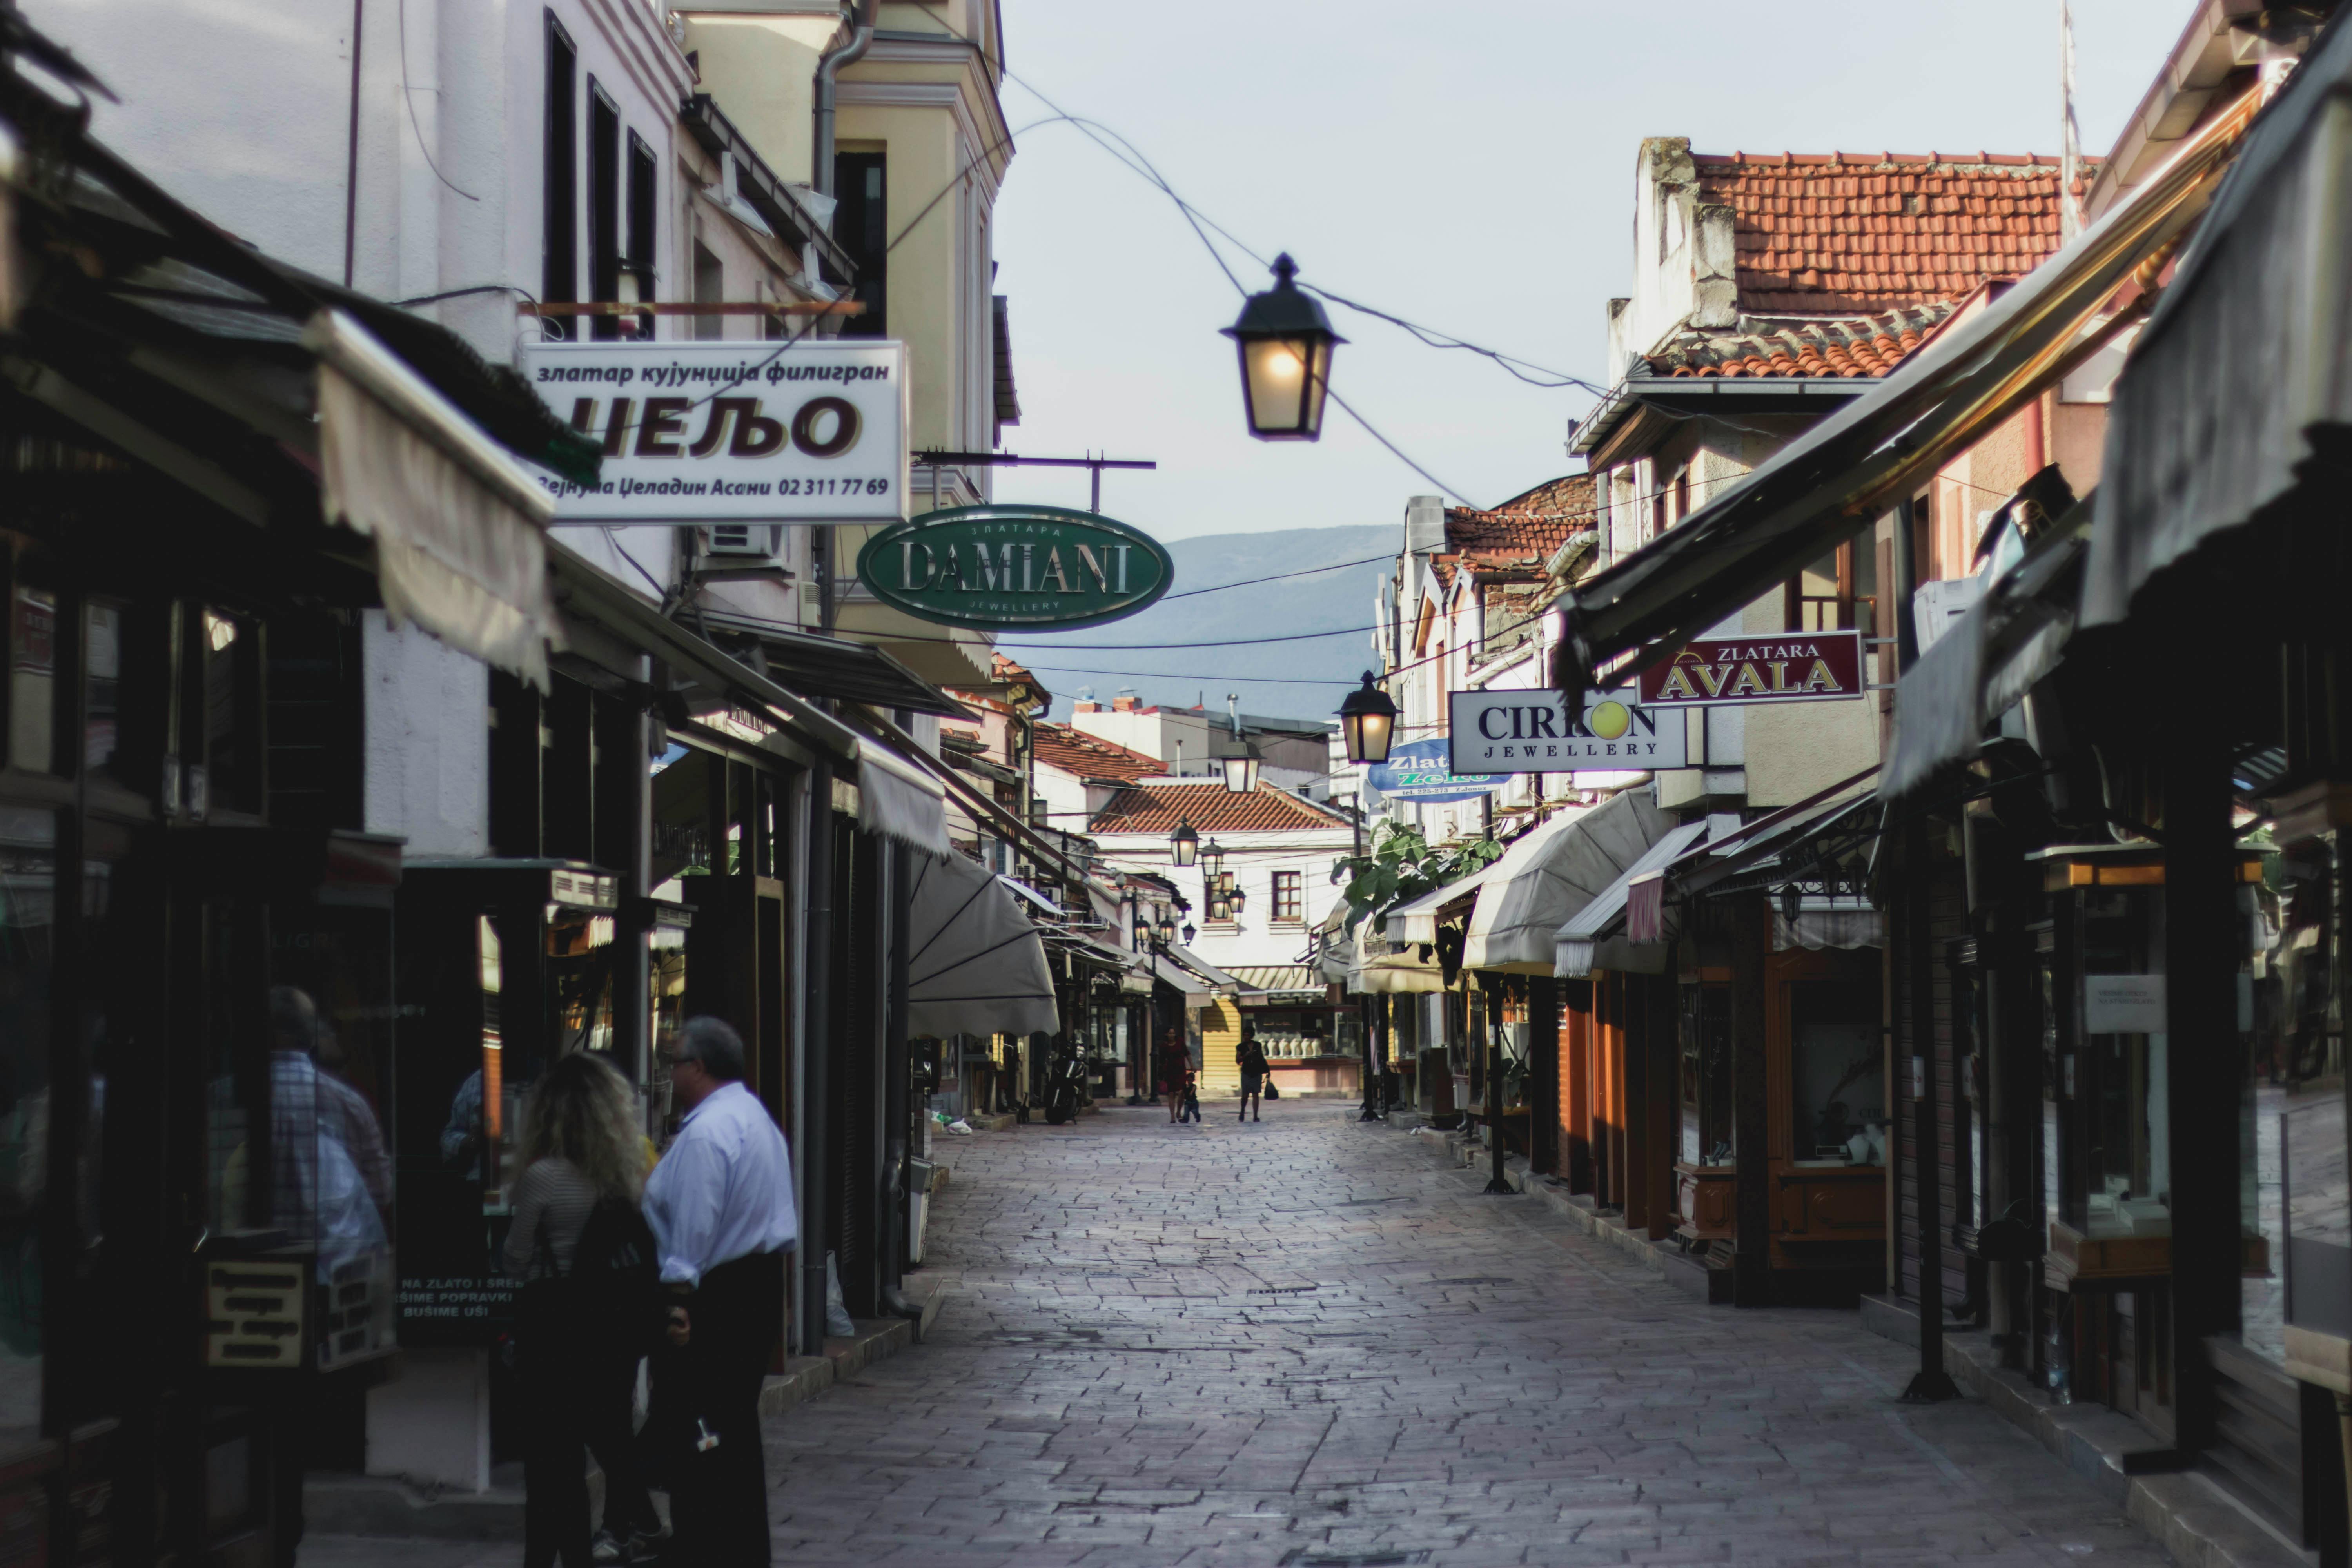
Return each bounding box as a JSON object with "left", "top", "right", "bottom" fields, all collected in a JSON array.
[
  {"left": 855, "top": 738, "right": 948, "bottom": 856},
  {"left": 1465, "top": 789, "right": 1669, "bottom": 973},
  {"left": 1354, "top": 921, "right": 1445, "bottom": 993},
  {"left": 1554, "top": 820, "right": 1711, "bottom": 978},
  {"left": 906, "top": 849, "right": 1058, "bottom": 1038},
  {"left": 998, "top": 877, "right": 1063, "bottom": 916},
  {"left": 304, "top": 311, "right": 563, "bottom": 688},
  {"left": 1386, "top": 870, "right": 1495, "bottom": 946}
]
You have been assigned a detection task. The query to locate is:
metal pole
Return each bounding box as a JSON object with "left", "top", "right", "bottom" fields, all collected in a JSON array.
[
  {"left": 1483, "top": 986, "right": 1514, "bottom": 1195},
  {"left": 799, "top": 753, "right": 835, "bottom": 1356}
]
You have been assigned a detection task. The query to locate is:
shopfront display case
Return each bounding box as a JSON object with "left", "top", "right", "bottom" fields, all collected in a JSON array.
[
  {"left": 391, "top": 860, "right": 623, "bottom": 1350},
  {"left": 1765, "top": 947, "right": 1886, "bottom": 1274}
]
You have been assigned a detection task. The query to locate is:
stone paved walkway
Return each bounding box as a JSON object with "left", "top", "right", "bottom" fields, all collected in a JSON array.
[{"left": 310, "top": 1100, "right": 2181, "bottom": 1567}]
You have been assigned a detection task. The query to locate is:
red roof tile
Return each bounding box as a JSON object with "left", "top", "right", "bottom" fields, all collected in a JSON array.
[
  {"left": 1648, "top": 300, "right": 1953, "bottom": 379},
  {"left": 1089, "top": 781, "right": 1344, "bottom": 835},
  {"left": 1694, "top": 152, "right": 2083, "bottom": 314},
  {"left": 1033, "top": 723, "right": 1162, "bottom": 783},
  {"left": 1443, "top": 474, "right": 1596, "bottom": 563}
]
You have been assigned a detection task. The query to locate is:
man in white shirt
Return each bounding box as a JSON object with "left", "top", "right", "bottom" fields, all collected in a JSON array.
[{"left": 644, "top": 1017, "right": 795, "bottom": 1567}]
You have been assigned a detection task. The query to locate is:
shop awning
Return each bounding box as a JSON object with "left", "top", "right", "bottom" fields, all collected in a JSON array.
[
  {"left": 1673, "top": 777, "right": 1883, "bottom": 898},
  {"left": 1558, "top": 83, "right": 2264, "bottom": 686},
  {"left": 688, "top": 609, "right": 975, "bottom": 720},
  {"left": 1152, "top": 948, "right": 1238, "bottom": 1006},
  {"left": 1553, "top": 821, "right": 1711, "bottom": 978},
  {"left": 1353, "top": 922, "right": 1445, "bottom": 994},
  {"left": 1385, "top": 871, "right": 1496, "bottom": 947},
  {"left": 305, "top": 312, "right": 565, "bottom": 689},
  {"left": 1226, "top": 965, "right": 1328, "bottom": 998},
  {"left": 1167, "top": 946, "right": 1240, "bottom": 993},
  {"left": 2085, "top": 25, "right": 2352, "bottom": 629},
  {"left": 853, "top": 738, "right": 949, "bottom": 856},
  {"left": 906, "top": 848, "right": 1058, "bottom": 1039},
  {"left": 1464, "top": 789, "right": 1671, "bottom": 973},
  {"left": 998, "top": 876, "right": 1062, "bottom": 916},
  {"left": 1881, "top": 507, "right": 2089, "bottom": 803}
]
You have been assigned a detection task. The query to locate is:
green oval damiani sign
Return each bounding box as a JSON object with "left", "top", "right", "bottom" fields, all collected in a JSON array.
[{"left": 856, "top": 506, "right": 1174, "bottom": 631}]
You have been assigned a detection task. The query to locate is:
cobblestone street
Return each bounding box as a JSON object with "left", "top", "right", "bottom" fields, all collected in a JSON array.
[{"left": 325, "top": 1097, "right": 2191, "bottom": 1566}]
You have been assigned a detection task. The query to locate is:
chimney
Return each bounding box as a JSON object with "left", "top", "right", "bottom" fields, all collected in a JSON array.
[
  {"left": 1405, "top": 494, "right": 1446, "bottom": 555},
  {"left": 1112, "top": 687, "right": 1140, "bottom": 712},
  {"left": 1074, "top": 700, "right": 1100, "bottom": 713}
]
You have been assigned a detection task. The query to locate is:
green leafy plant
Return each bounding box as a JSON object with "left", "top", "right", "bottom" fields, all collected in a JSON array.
[{"left": 1329, "top": 820, "right": 1505, "bottom": 936}]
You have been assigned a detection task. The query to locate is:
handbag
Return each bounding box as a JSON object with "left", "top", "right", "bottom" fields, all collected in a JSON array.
[{"left": 1262, "top": 1082, "right": 1280, "bottom": 1100}]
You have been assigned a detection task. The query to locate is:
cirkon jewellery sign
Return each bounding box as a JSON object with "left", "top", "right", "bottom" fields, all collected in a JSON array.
[{"left": 856, "top": 506, "right": 1174, "bottom": 630}]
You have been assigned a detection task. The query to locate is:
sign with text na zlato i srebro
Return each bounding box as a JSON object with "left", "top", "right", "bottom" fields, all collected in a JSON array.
[
  {"left": 1446, "top": 688, "right": 1685, "bottom": 775},
  {"left": 855, "top": 506, "right": 1174, "bottom": 631},
  {"left": 1636, "top": 629, "right": 1866, "bottom": 708},
  {"left": 520, "top": 340, "right": 909, "bottom": 523}
]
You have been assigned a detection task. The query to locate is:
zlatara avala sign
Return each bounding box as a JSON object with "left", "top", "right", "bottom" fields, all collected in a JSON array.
[
  {"left": 521, "top": 341, "right": 909, "bottom": 523},
  {"left": 1448, "top": 688, "right": 1684, "bottom": 774}
]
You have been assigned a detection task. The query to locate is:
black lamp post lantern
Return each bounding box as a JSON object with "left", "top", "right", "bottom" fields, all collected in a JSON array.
[
  {"left": 1181, "top": 922, "right": 1197, "bottom": 944},
  {"left": 1227, "top": 881, "right": 1247, "bottom": 915},
  {"left": 1221, "top": 740, "right": 1261, "bottom": 795},
  {"left": 1338, "top": 671, "right": 1399, "bottom": 767},
  {"left": 1170, "top": 818, "right": 1200, "bottom": 867},
  {"left": 1209, "top": 895, "right": 1232, "bottom": 923},
  {"left": 1156, "top": 915, "right": 1178, "bottom": 947},
  {"left": 1224, "top": 253, "right": 1345, "bottom": 441},
  {"left": 1200, "top": 838, "right": 1227, "bottom": 880}
]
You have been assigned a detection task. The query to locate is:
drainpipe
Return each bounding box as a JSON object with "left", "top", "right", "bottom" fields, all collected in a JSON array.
[{"left": 813, "top": 0, "right": 877, "bottom": 196}]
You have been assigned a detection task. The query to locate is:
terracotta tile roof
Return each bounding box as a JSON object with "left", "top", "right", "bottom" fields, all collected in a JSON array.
[
  {"left": 1089, "top": 781, "right": 1344, "bottom": 835},
  {"left": 1443, "top": 474, "right": 1596, "bottom": 563},
  {"left": 1033, "top": 722, "right": 1161, "bottom": 783},
  {"left": 1647, "top": 301, "right": 1954, "bottom": 379},
  {"left": 1694, "top": 151, "right": 2082, "bottom": 314},
  {"left": 991, "top": 652, "right": 1041, "bottom": 687}
]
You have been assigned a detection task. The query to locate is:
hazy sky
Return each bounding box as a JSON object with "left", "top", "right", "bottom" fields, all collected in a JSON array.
[{"left": 986, "top": 1, "right": 2192, "bottom": 541}]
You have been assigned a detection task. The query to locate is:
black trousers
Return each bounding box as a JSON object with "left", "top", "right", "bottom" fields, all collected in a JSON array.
[
  {"left": 663, "top": 1250, "right": 785, "bottom": 1568},
  {"left": 519, "top": 1288, "right": 656, "bottom": 1568}
]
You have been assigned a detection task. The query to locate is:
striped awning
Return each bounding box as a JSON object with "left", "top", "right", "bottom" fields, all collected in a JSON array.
[{"left": 1227, "top": 965, "right": 1330, "bottom": 997}]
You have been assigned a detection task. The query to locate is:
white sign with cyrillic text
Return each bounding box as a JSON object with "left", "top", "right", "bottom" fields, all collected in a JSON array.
[
  {"left": 521, "top": 340, "right": 909, "bottom": 523},
  {"left": 2083, "top": 974, "right": 2166, "bottom": 1034},
  {"left": 1447, "top": 688, "right": 1685, "bottom": 774}
]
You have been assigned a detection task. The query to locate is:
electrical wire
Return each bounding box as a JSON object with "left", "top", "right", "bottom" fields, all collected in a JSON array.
[{"left": 396, "top": 0, "right": 479, "bottom": 202}]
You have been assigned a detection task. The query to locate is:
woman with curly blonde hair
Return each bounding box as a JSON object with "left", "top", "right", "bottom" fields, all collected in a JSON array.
[{"left": 505, "top": 1052, "right": 662, "bottom": 1568}]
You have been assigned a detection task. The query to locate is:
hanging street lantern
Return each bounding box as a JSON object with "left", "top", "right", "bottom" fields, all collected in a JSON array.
[
  {"left": 1181, "top": 922, "right": 1197, "bottom": 944},
  {"left": 1221, "top": 739, "right": 1261, "bottom": 794},
  {"left": 1170, "top": 818, "right": 1199, "bottom": 867},
  {"left": 1223, "top": 254, "right": 1345, "bottom": 441},
  {"left": 1338, "top": 671, "right": 1399, "bottom": 766},
  {"left": 1156, "top": 915, "right": 1178, "bottom": 947},
  {"left": 1200, "top": 838, "right": 1227, "bottom": 880},
  {"left": 1209, "top": 895, "right": 1232, "bottom": 922},
  {"left": 1228, "top": 882, "right": 1247, "bottom": 915}
]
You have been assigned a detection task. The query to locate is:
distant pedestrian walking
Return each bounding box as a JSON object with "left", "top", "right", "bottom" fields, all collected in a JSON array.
[
  {"left": 1237, "top": 1025, "right": 1270, "bottom": 1122},
  {"left": 644, "top": 1017, "right": 798, "bottom": 1567},
  {"left": 1158, "top": 1027, "right": 1191, "bottom": 1123},
  {"left": 504, "top": 1052, "right": 665, "bottom": 1568}
]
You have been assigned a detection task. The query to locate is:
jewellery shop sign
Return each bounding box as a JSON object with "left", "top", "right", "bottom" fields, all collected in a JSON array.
[
  {"left": 521, "top": 340, "right": 909, "bottom": 523},
  {"left": 1447, "top": 688, "right": 1685, "bottom": 775},
  {"left": 856, "top": 506, "right": 1174, "bottom": 631},
  {"left": 1635, "top": 629, "right": 1866, "bottom": 706}
]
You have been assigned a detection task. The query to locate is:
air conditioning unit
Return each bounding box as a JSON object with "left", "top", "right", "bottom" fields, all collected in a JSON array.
[{"left": 701, "top": 524, "right": 786, "bottom": 568}]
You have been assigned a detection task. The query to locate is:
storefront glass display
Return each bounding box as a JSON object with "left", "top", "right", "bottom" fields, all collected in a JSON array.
[
  {"left": 82, "top": 599, "right": 122, "bottom": 782},
  {"left": 2272, "top": 830, "right": 2347, "bottom": 1359},
  {"left": 2080, "top": 887, "right": 2169, "bottom": 1237},
  {"left": 1789, "top": 980, "right": 1881, "bottom": 1163},
  {"left": 1680, "top": 982, "right": 1731, "bottom": 1165},
  {"left": 0, "top": 809, "right": 53, "bottom": 1448}
]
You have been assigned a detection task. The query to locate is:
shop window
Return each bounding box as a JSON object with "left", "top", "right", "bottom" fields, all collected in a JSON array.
[
  {"left": 2253, "top": 837, "right": 2337, "bottom": 1369},
  {"left": 2079, "top": 888, "right": 2168, "bottom": 1232},
  {"left": 541, "top": 15, "right": 577, "bottom": 318},
  {"left": 1788, "top": 979, "right": 1882, "bottom": 1163},
  {"left": 832, "top": 152, "right": 887, "bottom": 337},
  {"left": 626, "top": 130, "right": 657, "bottom": 338},
  {"left": 265, "top": 611, "right": 361, "bottom": 829},
  {"left": 650, "top": 744, "right": 715, "bottom": 887},
  {"left": 1271, "top": 870, "right": 1301, "bottom": 923},
  {"left": 9, "top": 581, "right": 56, "bottom": 775},
  {"left": 0, "top": 808, "right": 54, "bottom": 1446},
  {"left": 187, "top": 608, "right": 263, "bottom": 817},
  {"left": 82, "top": 598, "right": 121, "bottom": 780},
  {"left": 1680, "top": 982, "right": 1732, "bottom": 1164},
  {"left": 693, "top": 241, "right": 724, "bottom": 341}
]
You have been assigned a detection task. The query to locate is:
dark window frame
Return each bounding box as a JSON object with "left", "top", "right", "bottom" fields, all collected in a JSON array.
[
  {"left": 587, "top": 80, "right": 622, "bottom": 340},
  {"left": 541, "top": 15, "right": 579, "bottom": 319}
]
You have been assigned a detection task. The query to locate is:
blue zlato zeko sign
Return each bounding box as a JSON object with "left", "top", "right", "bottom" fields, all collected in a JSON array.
[
  {"left": 1367, "top": 739, "right": 1506, "bottom": 803},
  {"left": 1446, "top": 688, "right": 1685, "bottom": 775},
  {"left": 855, "top": 506, "right": 1174, "bottom": 631}
]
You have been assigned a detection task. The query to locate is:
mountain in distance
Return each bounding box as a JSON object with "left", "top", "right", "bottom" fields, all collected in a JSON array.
[{"left": 999, "top": 524, "right": 1399, "bottom": 726}]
